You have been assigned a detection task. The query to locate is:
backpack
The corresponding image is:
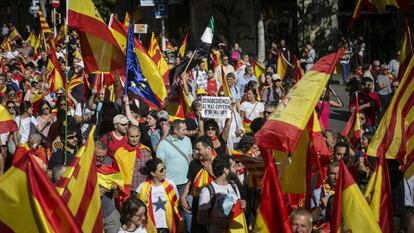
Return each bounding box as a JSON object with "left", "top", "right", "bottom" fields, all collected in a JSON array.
[{"left": 205, "top": 181, "right": 239, "bottom": 227}]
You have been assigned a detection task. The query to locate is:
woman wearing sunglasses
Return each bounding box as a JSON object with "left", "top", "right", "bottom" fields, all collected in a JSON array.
[
  {"left": 136, "top": 158, "right": 183, "bottom": 233},
  {"left": 36, "top": 100, "right": 55, "bottom": 139}
]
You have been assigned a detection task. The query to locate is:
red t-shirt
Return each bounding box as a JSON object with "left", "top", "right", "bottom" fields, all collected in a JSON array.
[
  {"left": 101, "top": 131, "right": 128, "bottom": 158},
  {"left": 349, "top": 91, "right": 381, "bottom": 127}
]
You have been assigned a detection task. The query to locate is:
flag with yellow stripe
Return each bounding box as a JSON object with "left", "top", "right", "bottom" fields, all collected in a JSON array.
[
  {"left": 68, "top": 0, "right": 125, "bottom": 73},
  {"left": 366, "top": 54, "right": 414, "bottom": 169},
  {"left": 38, "top": 10, "right": 52, "bottom": 34},
  {"left": 178, "top": 33, "right": 189, "bottom": 57},
  {"left": 0, "top": 154, "right": 81, "bottom": 232},
  {"left": 148, "top": 32, "right": 170, "bottom": 88},
  {"left": 331, "top": 160, "right": 381, "bottom": 233},
  {"left": 55, "top": 126, "right": 104, "bottom": 233},
  {"left": 399, "top": 18, "right": 412, "bottom": 81},
  {"left": 0, "top": 104, "right": 17, "bottom": 134}
]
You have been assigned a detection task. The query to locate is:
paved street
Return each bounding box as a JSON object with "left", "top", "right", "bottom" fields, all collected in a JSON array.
[{"left": 329, "top": 73, "right": 351, "bottom": 132}]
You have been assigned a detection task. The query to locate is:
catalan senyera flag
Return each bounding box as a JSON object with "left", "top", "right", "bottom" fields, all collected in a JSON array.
[
  {"left": 331, "top": 161, "right": 381, "bottom": 233},
  {"left": 0, "top": 154, "right": 82, "bottom": 233},
  {"left": 46, "top": 45, "right": 65, "bottom": 92},
  {"left": 399, "top": 18, "right": 413, "bottom": 81},
  {"left": 178, "top": 32, "right": 189, "bottom": 57},
  {"left": 255, "top": 49, "right": 344, "bottom": 153},
  {"left": 255, "top": 148, "right": 293, "bottom": 233},
  {"left": 38, "top": 10, "right": 52, "bottom": 34},
  {"left": 364, "top": 153, "right": 394, "bottom": 233},
  {"left": 55, "top": 126, "right": 104, "bottom": 233},
  {"left": 8, "top": 27, "right": 21, "bottom": 41},
  {"left": 0, "top": 38, "right": 11, "bottom": 52},
  {"left": 277, "top": 50, "right": 289, "bottom": 80},
  {"left": 0, "top": 104, "right": 17, "bottom": 134},
  {"left": 367, "top": 54, "right": 414, "bottom": 169},
  {"left": 342, "top": 92, "right": 362, "bottom": 146},
  {"left": 148, "top": 32, "right": 170, "bottom": 87},
  {"left": 108, "top": 15, "right": 167, "bottom": 105},
  {"left": 68, "top": 0, "right": 125, "bottom": 74}
]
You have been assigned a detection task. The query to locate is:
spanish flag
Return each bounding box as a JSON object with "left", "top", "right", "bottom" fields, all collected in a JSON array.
[
  {"left": 55, "top": 126, "right": 104, "bottom": 233},
  {"left": 255, "top": 148, "right": 293, "bottom": 233},
  {"left": 108, "top": 15, "right": 167, "bottom": 105},
  {"left": 341, "top": 92, "right": 362, "bottom": 146},
  {"left": 249, "top": 58, "right": 266, "bottom": 82},
  {"left": 364, "top": 153, "right": 394, "bottom": 233},
  {"left": 255, "top": 49, "right": 344, "bottom": 153},
  {"left": 178, "top": 32, "right": 189, "bottom": 57},
  {"left": 68, "top": 0, "right": 125, "bottom": 73},
  {"left": 399, "top": 18, "right": 412, "bottom": 81},
  {"left": 0, "top": 104, "right": 17, "bottom": 134},
  {"left": 55, "top": 23, "right": 67, "bottom": 45},
  {"left": 46, "top": 45, "right": 65, "bottom": 92},
  {"left": 221, "top": 65, "right": 233, "bottom": 98},
  {"left": 277, "top": 50, "right": 289, "bottom": 80},
  {"left": 366, "top": 54, "right": 414, "bottom": 169},
  {"left": 38, "top": 10, "right": 52, "bottom": 35},
  {"left": 0, "top": 154, "right": 81, "bottom": 232},
  {"left": 148, "top": 32, "right": 170, "bottom": 88},
  {"left": 293, "top": 55, "right": 304, "bottom": 82},
  {"left": 331, "top": 161, "right": 381, "bottom": 233}
]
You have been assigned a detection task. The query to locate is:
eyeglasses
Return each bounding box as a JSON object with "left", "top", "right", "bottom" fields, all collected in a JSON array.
[
  {"left": 119, "top": 123, "right": 128, "bottom": 127},
  {"left": 67, "top": 135, "right": 77, "bottom": 139},
  {"left": 392, "top": 86, "right": 399, "bottom": 88}
]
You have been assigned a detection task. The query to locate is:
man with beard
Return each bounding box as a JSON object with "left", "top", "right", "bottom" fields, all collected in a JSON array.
[
  {"left": 197, "top": 155, "right": 248, "bottom": 233},
  {"left": 311, "top": 161, "right": 339, "bottom": 223}
]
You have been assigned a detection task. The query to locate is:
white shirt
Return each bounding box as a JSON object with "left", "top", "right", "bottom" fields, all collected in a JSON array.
[
  {"left": 15, "top": 116, "right": 38, "bottom": 144},
  {"left": 6, "top": 50, "right": 19, "bottom": 60},
  {"left": 216, "top": 111, "right": 243, "bottom": 150},
  {"left": 193, "top": 69, "right": 208, "bottom": 89},
  {"left": 405, "top": 177, "right": 414, "bottom": 207},
  {"left": 388, "top": 59, "right": 399, "bottom": 79},
  {"left": 74, "top": 103, "right": 94, "bottom": 136},
  {"left": 240, "top": 101, "right": 264, "bottom": 121},
  {"left": 136, "top": 179, "right": 179, "bottom": 229},
  {"left": 117, "top": 226, "right": 147, "bottom": 233}
]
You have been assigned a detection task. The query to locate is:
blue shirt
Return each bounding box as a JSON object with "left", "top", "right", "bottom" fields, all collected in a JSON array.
[
  {"left": 156, "top": 135, "right": 193, "bottom": 185},
  {"left": 237, "top": 75, "right": 257, "bottom": 96}
]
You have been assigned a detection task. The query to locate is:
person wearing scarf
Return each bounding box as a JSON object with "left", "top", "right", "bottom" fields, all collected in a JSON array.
[
  {"left": 137, "top": 158, "right": 183, "bottom": 233},
  {"left": 180, "top": 136, "right": 217, "bottom": 233}
]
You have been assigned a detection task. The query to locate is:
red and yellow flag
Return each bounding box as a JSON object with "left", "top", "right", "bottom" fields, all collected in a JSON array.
[
  {"left": 55, "top": 23, "right": 67, "bottom": 45},
  {"left": 293, "top": 55, "right": 304, "bottom": 82},
  {"left": 55, "top": 126, "right": 104, "bottom": 233},
  {"left": 255, "top": 148, "right": 293, "bottom": 233},
  {"left": 178, "top": 33, "right": 189, "bottom": 57},
  {"left": 364, "top": 153, "right": 394, "bottom": 233},
  {"left": 68, "top": 0, "right": 125, "bottom": 73},
  {"left": 255, "top": 49, "right": 344, "bottom": 153},
  {"left": 8, "top": 27, "right": 21, "bottom": 41},
  {"left": 108, "top": 15, "right": 167, "bottom": 104},
  {"left": 331, "top": 161, "right": 381, "bottom": 233},
  {"left": 342, "top": 92, "right": 362, "bottom": 146},
  {"left": 277, "top": 51, "right": 289, "bottom": 80},
  {"left": 367, "top": 54, "right": 414, "bottom": 169},
  {"left": 46, "top": 45, "right": 65, "bottom": 92},
  {"left": 399, "top": 18, "right": 413, "bottom": 81},
  {"left": 38, "top": 10, "right": 52, "bottom": 34},
  {"left": 0, "top": 154, "right": 82, "bottom": 233},
  {"left": 148, "top": 32, "right": 170, "bottom": 87},
  {"left": 249, "top": 58, "right": 266, "bottom": 81},
  {"left": 0, "top": 104, "right": 17, "bottom": 134}
]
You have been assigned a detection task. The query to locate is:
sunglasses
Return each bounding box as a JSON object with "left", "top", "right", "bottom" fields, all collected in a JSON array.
[
  {"left": 207, "top": 127, "right": 216, "bottom": 131},
  {"left": 264, "top": 111, "right": 273, "bottom": 114},
  {"left": 392, "top": 86, "right": 399, "bottom": 88},
  {"left": 119, "top": 123, "right": 128, "bottom": 126},
  {"left": 9, "top": 93, "right": 16, "bottom": 96},
  {"left": 7, "top": 105, "right": 14, "bottom": 109},
  {"left": 67, "top": 135, "right": 77, "bottom": 139}
]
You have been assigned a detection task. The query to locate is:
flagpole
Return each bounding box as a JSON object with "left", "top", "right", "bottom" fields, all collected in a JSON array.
[{"left": 64, "top": 0, "right": 69, "bottom": 161}]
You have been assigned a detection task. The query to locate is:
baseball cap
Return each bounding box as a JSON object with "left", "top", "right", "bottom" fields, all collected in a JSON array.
[
  {"left": 157, "top": 110, "right": 170, "bottom": 121},
  {"left": 196, "top": 88, "right": 207, "bottom": 95},
  {"left": 113, "top": 114, "right": 129, "bottom": 124}
]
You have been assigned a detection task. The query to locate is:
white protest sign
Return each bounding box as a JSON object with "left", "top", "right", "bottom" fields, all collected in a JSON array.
[{"left": 201, "top": 96, "right": 231, "bottom": 119}]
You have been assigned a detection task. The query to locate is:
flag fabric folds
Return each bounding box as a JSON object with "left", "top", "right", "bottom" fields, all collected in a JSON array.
[
  {"left": 8, "top": 27, "right": 21, "bottom": 42},
  {"left": 255, "top": 49, "right": 344, "bottom": 153},
  {"left": 0, "top": 104, "right": 18, "bottom": 134},
  {"left": 331, "top": 161, "right": 381, "bottom": 233},
  {"left": 178, "top": 32, "right": 189, "bottom": 57},
  {"left": 366, "top": 54, "right": 414, "bottom": 169},
  {"left": 38, "top": 10, "right": 52, "bottom": 35},
  {"left": 197, "top": 17, "right": 214, "bottom": 58},
  {"left": 277, "top": 51, "right": 289, "bottom": 80},
  {"left": 364, "top": 153, "right": 394, "bottom": 233},
  {"left": 55, "top": 126, "right": 104, "bottom": 233},
  {"left": 68, "top": 0, "right": 125, "bottom": 73},
  {"left": 0, "top": 154, "right": 81, "bottom": 233},
  {"left": 125, "top": 20, "right": 163, "bottom": 109},
  {"left": 108, "top": 15, "right": 167, "bottom": 105},
  {"left": 249, "top": 58, "right": 266, "bottom": 82},
  {"left": 399, "top": 18, "right": 413, "bottom": 81},
  {"left": 46, "top": 46, "right": 66, "bottom": 92},
  {"left": 255, "top": 148, "right": 293, "bottom": 233},
  {"left": 148, "top": 32, "right": 170, "bottom": 87},
  {"left": 342, "top": 92, "right": 362, "bottom": 145}
]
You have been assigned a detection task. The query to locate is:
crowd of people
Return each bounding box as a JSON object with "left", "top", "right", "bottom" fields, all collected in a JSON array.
[{"left": 0, "top": 19, "right": 414, "bottom": 233}]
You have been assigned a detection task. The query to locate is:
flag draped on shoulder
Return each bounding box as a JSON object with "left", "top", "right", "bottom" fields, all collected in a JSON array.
[
  {"left": 125, "top": 20, "right": 163, "bottom": 109},
  {"left": 68, "top": 0, "right": 125, "bottom": 73},
  {"left": 331, "top": 161, "right": 381, "bottom": 233},
  {"left": 255, "top": 148, "right": 293, "bottom": 233},
  {"left": 108, "top": 15, "right": 167, "bottom": 105},
  {"left": 366, "top": 54, "right": 414, "bottom": 169},
  {"left": 0, "top": 104, "right": 17, "bottom": 134},
  {"left": 364, "top": 153, "right": 394, "bottom": 233},
  {"left": 148, "top": 32, "right": 170, "bottom": 87},
  {"left": 55, "top": 126, "right": 104, "bottom": 233},
  {"left": 255, "top": 49, "right": 344, "bottom": 152},
  {"left": 178, "top": 32, "right": 189, "bottom": 57},
  {"left": 399, "top": 18, "right": 413, "bottom": 81},
  {"left": 0, "top": 154, "right": 81, "bottom": 233}
]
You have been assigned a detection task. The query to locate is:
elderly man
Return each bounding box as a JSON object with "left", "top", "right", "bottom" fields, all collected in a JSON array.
[
  {"left": 101, "top": 114, "right": 129, "bottom": 158},
  {"left": 291, "top": 209, "right": 313, "bottom": 233}
]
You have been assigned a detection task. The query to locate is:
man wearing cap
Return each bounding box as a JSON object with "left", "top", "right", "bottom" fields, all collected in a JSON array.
[
  {"left": 196, "top": 87, "right": 207, "bottom": 100},
  {"left": 261, "top": 74, "right": 283, "bottom": 104},
  {"left": 101, "top": 114, "right": 129, "bottom": 158}
]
